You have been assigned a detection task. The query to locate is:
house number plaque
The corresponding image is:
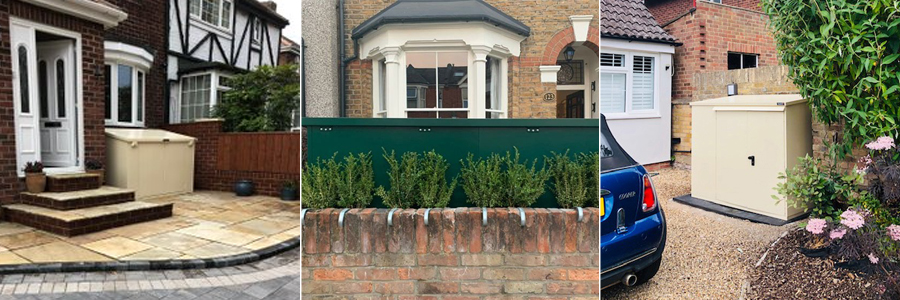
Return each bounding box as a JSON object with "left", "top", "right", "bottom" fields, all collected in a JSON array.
[{"left": 543, "top": 93, "right": 556, "bottom": 102}]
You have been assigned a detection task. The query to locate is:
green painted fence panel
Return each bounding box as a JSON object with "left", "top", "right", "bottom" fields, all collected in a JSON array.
[{"left": 303, "top": 118, "right": 599, "bottom": 208}]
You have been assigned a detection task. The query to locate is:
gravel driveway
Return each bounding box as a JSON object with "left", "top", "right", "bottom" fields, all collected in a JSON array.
[{"left": 602, "top": 168, "right": 792, "bottom": 299}]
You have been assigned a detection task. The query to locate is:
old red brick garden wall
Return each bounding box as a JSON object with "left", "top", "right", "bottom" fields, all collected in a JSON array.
[
  {"left": 302, "top": 208, "right": 600, "bottom": 298},
  {"left": 163, "top": 120, "right": 301, "bottom": 197}
]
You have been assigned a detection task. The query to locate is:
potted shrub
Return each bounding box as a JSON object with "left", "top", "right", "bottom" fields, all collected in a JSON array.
[
  {"left": 281, "top": 180, "right": 299, "bottom": 201},
  {"left": 23, "top": 161, "right": 45, "bottom": 193},
  {"left": 85, "top": 158, "right": 104, "bottom": 185}
]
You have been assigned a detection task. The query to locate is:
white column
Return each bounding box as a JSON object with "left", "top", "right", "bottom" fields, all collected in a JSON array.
[
  {"left": 382, "top": 47, "right": 402, "bottom": 118},
  {"left": 472, "top": 46, "right": 491, "bottom": 119}
]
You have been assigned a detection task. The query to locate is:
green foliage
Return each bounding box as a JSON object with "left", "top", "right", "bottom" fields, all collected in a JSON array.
[
  {"left": 416, "top": 151, "right": 457, "bottom": 208},
  {"left": 546, "top": 151, "right": 589, "bottom": 209},
  {"left": 763, "top": 0, "right": 900, "bottom": 159},
  {"left": 301, "top": 155, "right": 340, "bottom": 209},
  {"left": 581, "top": 152, "right": 600, "bottom": 207},
  {"left": 213, "top": 64, "right": 300, "bottom": 132},
  {"left": 301, "top": 152, "right": 374, "bottom": 209},
  {"left": 502, "top": 148, "right": 550, "bottom": 207},
  {"left": 775, "top": 155, "right": 861, "bottom": 220},
  {"left": 376, "top": 150, "right": 457, "bottom": 208},
  {"left": 459, "top": 153, "right": 505, "bottom": 207},
  {"left": 849, "top": 192, "right": 900, "bottom": 228},
  {"left": 336, "top": 152, "right": 374, "bottom": 208}
]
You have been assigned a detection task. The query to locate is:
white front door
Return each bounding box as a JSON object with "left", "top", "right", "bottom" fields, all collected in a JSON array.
[
  {"left": 11, "top": 19, "right": 81, "bottom": 175},
  {"left": 37, "top": 41, "right": 76, "bottom": 168}
]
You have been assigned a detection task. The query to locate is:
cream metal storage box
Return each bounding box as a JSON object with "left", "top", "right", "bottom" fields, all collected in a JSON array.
[
  {"left": 690, "top": 94, "right": 812, "bottom": 221},
  {"left": 105, "top": 129, "right": 196, "bottom": 199}
]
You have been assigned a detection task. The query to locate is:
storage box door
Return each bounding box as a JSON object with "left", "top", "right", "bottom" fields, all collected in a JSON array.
[{"left": 715, "top": 110, "right": 786, "bottom": 217}]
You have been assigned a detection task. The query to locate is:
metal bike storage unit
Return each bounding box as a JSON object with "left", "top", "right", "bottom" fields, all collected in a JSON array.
[
  {"left": 105, "top": 129, "right": 197, "bottom": 199},
  {"left": 690, "top": 94, "right": 811, "bottom": 221}
]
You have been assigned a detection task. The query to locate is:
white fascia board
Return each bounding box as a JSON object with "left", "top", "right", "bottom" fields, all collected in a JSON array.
[
  {"left": 601, "top": 38, "right": 676, "bottom": 54},
  {"left": 23, "top": 0, "right": 127, "bottom": 29},
  {"left": 358, "top": 22, "right": 527, "bottom": 60},
  {"left": 105, "top": 41, "right": 155, "bottom": 70}
]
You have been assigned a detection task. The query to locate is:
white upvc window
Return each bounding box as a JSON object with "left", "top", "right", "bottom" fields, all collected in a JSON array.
[
  {"left": 104, "top": 63, "right": 146, "bottom": 127},
  {"left": 177, "top": 71, "right": 231, "bottom": 123},
  {"left": 251, "top": 18, "right": 263, "bottom": 45},
  {"left": 189, "top": 0, "right": 233, "bottom": 30},
  {"left": 600, "top": 51, "right": 659, "bottom": 118}
]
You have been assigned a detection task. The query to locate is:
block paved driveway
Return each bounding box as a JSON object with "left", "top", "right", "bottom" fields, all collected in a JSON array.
[{"left": 0, "top": 247, "right": 300, "bottom": 299}]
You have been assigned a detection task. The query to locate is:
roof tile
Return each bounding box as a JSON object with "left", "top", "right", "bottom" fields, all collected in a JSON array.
[{"left": 601, "top": 0, "right": 677, "bottom": 43}]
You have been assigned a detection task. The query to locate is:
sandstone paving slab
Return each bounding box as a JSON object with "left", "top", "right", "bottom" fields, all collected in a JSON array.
[
  {"left": 0, "top": 223, "right": 34, "bottom": 237},
  {"left": 177, "top": 225, "right": 263, "bottom": 247},
  {"left": 0, "top": 251, "right": 29, "bottom": 265},
  {"left": 14, "top": 242, "right": 112, "bottom": 263},
  {"left": 82, "top": 237, "right": 154, "bottom": 258},
  {"left": 181, "top": 243, "right": 248, "bottom": 259},
  {"left": 140, "top": 232, "right": 211, "bottom": 252},
  {"left": 227, "top": 219, "right": 296, "bottom": 236},
  {"left": 0, "top": 232, "right": 57, "bottom": 250}
]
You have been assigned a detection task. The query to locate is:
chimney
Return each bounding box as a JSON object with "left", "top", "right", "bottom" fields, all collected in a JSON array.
[{"left": 261, "top": 1, "right": 277, "bottom": 12}]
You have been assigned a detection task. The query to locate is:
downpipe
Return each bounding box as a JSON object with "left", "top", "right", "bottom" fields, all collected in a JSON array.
[{"left": 622, "top": 273, "right": 638, "bottom": 287}]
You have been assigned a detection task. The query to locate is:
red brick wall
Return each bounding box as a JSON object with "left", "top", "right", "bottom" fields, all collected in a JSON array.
[
  {"left": 105, "top": 0, "right": 167, "bottom": 128},
  {"left": 0, "top": 1, "right": 107, "bottom": 204},
  {"left": 164, "top": 120, "right": 300, "bottom": 197},
  {"left": 664, "top": 1, "right": 778, "bottom": 102},
  {"left": 302, "top": 208, "right": 599, "bottom": 297}
]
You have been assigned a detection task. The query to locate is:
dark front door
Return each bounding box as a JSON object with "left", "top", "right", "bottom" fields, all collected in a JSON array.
[{"left": 566, "top": 91, "right": 584, "bottom": 118}]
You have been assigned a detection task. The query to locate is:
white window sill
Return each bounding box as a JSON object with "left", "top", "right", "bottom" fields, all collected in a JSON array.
[
  {"left": 602, "top": 112, "right": 661, "bottom": 120},
  {"left": 105, "top": 121, "right": 145, "bottom": 128},
  {"left": 190, "top": 16, "right": 232, "bottom": 38}
]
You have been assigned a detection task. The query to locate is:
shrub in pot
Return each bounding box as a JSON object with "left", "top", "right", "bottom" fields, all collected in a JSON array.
[
  {"left": 85, "top": 158, "right": 104, "bottom": 185},
  {"left": 281, "top": 180, "right": 299, "bottom": 201},
  {"left": 337, "top": 152, "right": 374, "bottom": 208},
  {"left": 581, "top": 152, "right": 600, "bottom": 207},
  {"left": 377, "top": 150, "right": 455, "bottom": 209},
  {"left": 301, "top": 155, "right": 340, "bottom": 209},
  {"left": 459, "top": 153, "right": 505, "bottom": 208},
  {"left": 416, "top": 151, "right": 456, "bottom": 208},
  {"left": 546, "top": 151, "right": 588, "bottom": 209},
  {"left": 23, "top": 161, "right": 45, "bottom": 193},
  {"left": 502, "top": 148, "right": 549, "bottom": 208}
]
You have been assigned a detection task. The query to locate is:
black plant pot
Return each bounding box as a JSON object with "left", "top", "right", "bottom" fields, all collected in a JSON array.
[
  {"left": 798, "top": 246, "right": 831, "bottom": 258},
  {"left": 234, "top": 180, "right": 255, "bottom": 197},
  {"left": 281, "top": 187, "right": 299, "bottom": 201}
]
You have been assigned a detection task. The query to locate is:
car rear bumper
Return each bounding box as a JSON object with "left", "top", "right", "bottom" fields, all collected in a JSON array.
[{"left": 600, "top": 209, "right": 667, "bottom": 289}]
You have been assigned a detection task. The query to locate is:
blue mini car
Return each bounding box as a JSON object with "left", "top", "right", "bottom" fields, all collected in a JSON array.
[{"left": 600, "top": 115, "right": 666, "bottom": 289}]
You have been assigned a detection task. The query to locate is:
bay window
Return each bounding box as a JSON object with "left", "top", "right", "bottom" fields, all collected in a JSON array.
[
  {"left": 104, "top": 63, "right": 146, "bottom": 127},
  {"left": 600, "top": 51, "right": 658, "bottom": 117},
  {"left": 405, "top": 52, "right": 469, "bottom": 119},
  {"left": 177, "top": 72, "right": 232, "bottom": 123}
]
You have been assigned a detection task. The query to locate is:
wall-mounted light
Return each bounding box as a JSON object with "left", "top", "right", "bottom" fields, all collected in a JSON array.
[
  {"left": 727, "top": 83, "right": 738, "bottom": 96},
  {"left": 563, "top": 46, "right": 576, "bottom": 62}
]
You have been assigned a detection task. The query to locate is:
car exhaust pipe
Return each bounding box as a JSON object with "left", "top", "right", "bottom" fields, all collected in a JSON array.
[{"left": 622, "top": 273, "right": 638, "bottom": 286}]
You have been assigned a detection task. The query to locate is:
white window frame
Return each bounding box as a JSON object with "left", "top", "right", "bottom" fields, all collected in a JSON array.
[
  {"left": 599, "top": 50, "right": 661, "bottom": 120},
  {"left": 707, "top": 0, "right": 723, "bottom": 3},
  {"left": 251, "top": 18, "right": 263, "bottom": 46},
  {"left": 104, "top": 62, "right": 146, "bottom": 127},
  {"left": 175, "top": 71, "right": 232, "bottom": 123},
  {"left": 189, "top": 0, "right": 233, "bottom": 32}
]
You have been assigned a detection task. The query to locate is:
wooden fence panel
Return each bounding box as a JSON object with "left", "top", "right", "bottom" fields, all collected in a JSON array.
[{"left": 216, "top": 133, "right": 302, "bottom": 174}]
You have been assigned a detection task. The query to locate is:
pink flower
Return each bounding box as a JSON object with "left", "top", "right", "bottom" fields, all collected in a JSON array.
[
  {"left": 840, "top": 209, "right": 866, "bottom": 230},
  {"left": 887, "top": 224, "right": 900, "bottom": 241},
  {"left": 806, "top": 219, "right": 827, "bottom": 234},
  {"left": 858, "top": 155, "right": 873, "bottom": 166},
  {"left": 865, "top": 136, "right": 895, "bottom": 150},
  {"left": 868, "top": 253, "right": 879, "bottom": 264},
  {"left": 829, "top": 228, "right": 847, "bottom": 239}
]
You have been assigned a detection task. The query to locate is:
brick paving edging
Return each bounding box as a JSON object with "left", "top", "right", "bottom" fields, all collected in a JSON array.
[
  {"left": 0, "top": 237, "right": 300, "bottom": 275},
  {"left": 0, "top": 256, "right": 300, "bottom": 295}
]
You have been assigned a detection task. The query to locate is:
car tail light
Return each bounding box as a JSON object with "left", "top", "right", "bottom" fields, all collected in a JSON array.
[{"left": 641, "top": 174, "right": 657, "bottom": 212}]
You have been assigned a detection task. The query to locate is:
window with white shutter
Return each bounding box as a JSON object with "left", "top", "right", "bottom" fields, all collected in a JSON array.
[
  {"left": 600, "top": 73, "right": 626, "bottom": 113},
  {"left": 631, "top": 56, "right": 654, "bottom": 110}
]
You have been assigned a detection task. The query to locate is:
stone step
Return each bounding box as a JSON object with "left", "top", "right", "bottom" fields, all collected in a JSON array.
[
  {"left": 4, "top": 201, "right": 173, "bottom": 236},
  {"left": 46, "top": 173, "right": 101, "bottom": 193},
  {"left": 20, "top": 186, "right": 135, "bottom": 210}
]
